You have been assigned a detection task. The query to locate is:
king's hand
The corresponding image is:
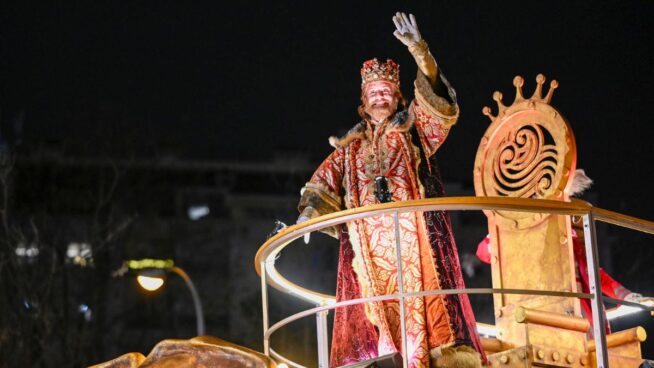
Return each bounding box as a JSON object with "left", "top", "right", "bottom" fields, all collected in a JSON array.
[
  {"left": 393, "top": 12, "right": 438, "bottom": 85},
  {"left": 392, "top": 12, "right": 422, "bottom": 47},
  {"left": 297, "top": 206, "right": 315, "bottom": 244}
]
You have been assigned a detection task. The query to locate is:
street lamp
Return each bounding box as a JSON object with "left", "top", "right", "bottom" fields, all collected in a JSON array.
[
  {"left": 137, "top": 274, "right": 165, "bottom": 291},
  {"left": 126, "top": 259, "right": 205, "bottom": 336}
]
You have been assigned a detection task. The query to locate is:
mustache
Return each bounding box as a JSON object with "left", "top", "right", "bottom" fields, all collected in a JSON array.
[
  {"left": 370, "top": 104, "right": 393, "bottom": 110},
  {"left": 369, "top": 101, "right": 392, "bottom": 108}
]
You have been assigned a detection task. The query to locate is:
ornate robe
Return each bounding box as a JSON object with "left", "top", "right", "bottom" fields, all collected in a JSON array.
[{"left": 299, "top": 71, "right": 483, "bottom": 367}]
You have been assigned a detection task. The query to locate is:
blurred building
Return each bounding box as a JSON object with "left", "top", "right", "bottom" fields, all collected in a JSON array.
[{"left": 4, "top": 146, "right": 650, "bottom": 365}]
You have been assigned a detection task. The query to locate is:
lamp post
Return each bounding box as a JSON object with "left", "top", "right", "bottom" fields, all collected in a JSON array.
[{"left": 127, "top": 259, "right": 205, "bottom": 336}]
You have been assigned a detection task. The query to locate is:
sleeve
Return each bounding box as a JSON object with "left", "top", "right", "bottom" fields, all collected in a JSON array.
[
  {"left": 476, "top": 235, "right": 492, "bottom": 265},
  {"left": 572, "top": 229, "right": 631, "bottom": 299},
  {"left": 411, "top": 69, "right": 460, "bottom": 158},
  {"left": 599, "top": 269, "right": 631, "bottom": 299},
  {"left": 298, "top": 147, "right": 345, "bottom": 237}
]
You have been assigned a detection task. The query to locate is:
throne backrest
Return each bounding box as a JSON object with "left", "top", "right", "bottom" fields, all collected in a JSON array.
[
  {"left": 473, "top": 75, "right": 580, "bottom": 342},
  {"left": 474, "top": 74, "right": 576, "bottom": 202}
]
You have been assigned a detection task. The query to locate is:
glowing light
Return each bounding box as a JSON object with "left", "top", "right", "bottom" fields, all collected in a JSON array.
[
  {"left": 266, "top": 258, "right": 335, "bottom": 306},
  {"left": 476, "top": 322, "right": 498, "bottom": 337},
  {"left": 137, "top": 275, "right": 165, "bottom": 291},
  {"left": 15, "top": 244, "right": 26, "bottom": 256},
  {"left": 188, "top": 205, "right": 210, "bottom": 220},
  {"left": 606, "top": 299, "right": 654, "bottom": 320},
  {"left": 127, "top": 259, "right": 174, "bottom": 270},
  {"left": 277, "top": 364, "right": 289, "bottom": 368},
  {"left": 78, "top": 304, "right": 93, "bottom": 321},
  {"left": 16, "top": 242, "right": 39, "bottom": 258},
  {"left": 67, "top": 242, "right": 91, "bottom": 258},
  {"left": 66, "top": 243, "right": 78, "bottom": 258},
  {"left": 66, "top": 242, "right": 93, "bottom": 266}
]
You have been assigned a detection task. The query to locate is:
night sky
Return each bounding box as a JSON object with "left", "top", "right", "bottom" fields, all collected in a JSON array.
[
  {"left": 2, "top": 1, "right": 652, "bottom": 218},
  {"left": 1, "top": 0, "right": 653, "bottom": 363}
]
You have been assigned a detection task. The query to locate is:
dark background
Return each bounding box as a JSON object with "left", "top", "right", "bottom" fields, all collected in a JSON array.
[
  {"left": 2, "top": 1, "right": 653, "bottom": 217},
  {"left": 0, "top": 1, "right": 652, "bottom": 366}
]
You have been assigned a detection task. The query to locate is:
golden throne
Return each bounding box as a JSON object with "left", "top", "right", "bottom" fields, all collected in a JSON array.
[{"left": 473, "top": 75, "right": 647, "bottom": 367}]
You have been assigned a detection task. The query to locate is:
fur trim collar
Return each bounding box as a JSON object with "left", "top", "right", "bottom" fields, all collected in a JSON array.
[{"left": 328, "top": 109, "right": 413, "bottom": 148}]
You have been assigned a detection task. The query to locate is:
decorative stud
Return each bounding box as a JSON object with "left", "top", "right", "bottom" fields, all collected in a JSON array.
[{"left": 552, "top": 351, "right": 560, "bottom": 361}]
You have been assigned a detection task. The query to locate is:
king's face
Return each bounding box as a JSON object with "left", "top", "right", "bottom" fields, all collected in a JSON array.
[{"left": 363, "top": 81, "right": 399, "bottom": 123}]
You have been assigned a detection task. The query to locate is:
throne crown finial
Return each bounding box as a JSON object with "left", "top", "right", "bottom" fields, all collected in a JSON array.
[{"left": 483, "top": 74, "right": 558, "bottom": 123}]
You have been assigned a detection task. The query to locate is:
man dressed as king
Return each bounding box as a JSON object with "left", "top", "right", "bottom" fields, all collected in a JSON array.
[{"left": 297, "top": 12, "right": 484, "bottom": 368}]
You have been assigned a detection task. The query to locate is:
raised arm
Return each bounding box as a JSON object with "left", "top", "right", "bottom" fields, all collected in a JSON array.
[
  {"left": 392, "top": 12, "right": 438, "bottom": 86},
  {"left": 393, "top": 12, "right": 459, "bottom": 158}
]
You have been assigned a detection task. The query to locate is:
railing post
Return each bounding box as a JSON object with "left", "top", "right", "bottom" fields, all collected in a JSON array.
[
  {"left": 393, "top": 211, "right": 409, "bottom": 368},
  {"left": 316, "top": 308, "right": 330, "bottom": 368},
  {"left": 261, "top": 261, "right": 270, "bottom": 356},
  {"left": 582, "top": 213, "right": 609, "bottom": 368}
]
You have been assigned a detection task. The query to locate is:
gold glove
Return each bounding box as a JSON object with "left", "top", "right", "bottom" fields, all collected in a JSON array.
[{"left": 408, "top": 39, "right": 438, "bottom": 85}]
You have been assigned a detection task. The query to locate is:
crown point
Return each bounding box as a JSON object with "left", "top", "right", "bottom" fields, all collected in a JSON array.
[
  {"left": 513, "top": 76, "right": 525, "bottom": 102},
  {"left": 492, "top": 91, "right": 506, "bottom": 115},
  {"left": 482, "top": 106, "right": 495, "bottom": 122},
  {"left": 531, "top": 73, "right": 547, "bottom": 100},
  {"left": 544, "top": 79, "right": 559, "bottom": 104}
]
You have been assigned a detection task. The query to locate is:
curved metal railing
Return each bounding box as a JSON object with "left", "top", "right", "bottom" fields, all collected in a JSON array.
[{"left": 255, "top": 197, "right": 654, "bottom": 368}]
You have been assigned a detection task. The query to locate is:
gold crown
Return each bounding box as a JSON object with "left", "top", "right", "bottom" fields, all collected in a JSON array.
[
  {"left": 360, "top": 58, "right": 400, "bottom": 88},
  {"left": 482, "top": 74, "right": 559, "bottom": 123}
]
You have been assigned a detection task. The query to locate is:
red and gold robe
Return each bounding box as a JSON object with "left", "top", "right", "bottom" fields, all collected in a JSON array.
[{"left": 299, "top": 71, "right": 483, "bottom": 367}]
